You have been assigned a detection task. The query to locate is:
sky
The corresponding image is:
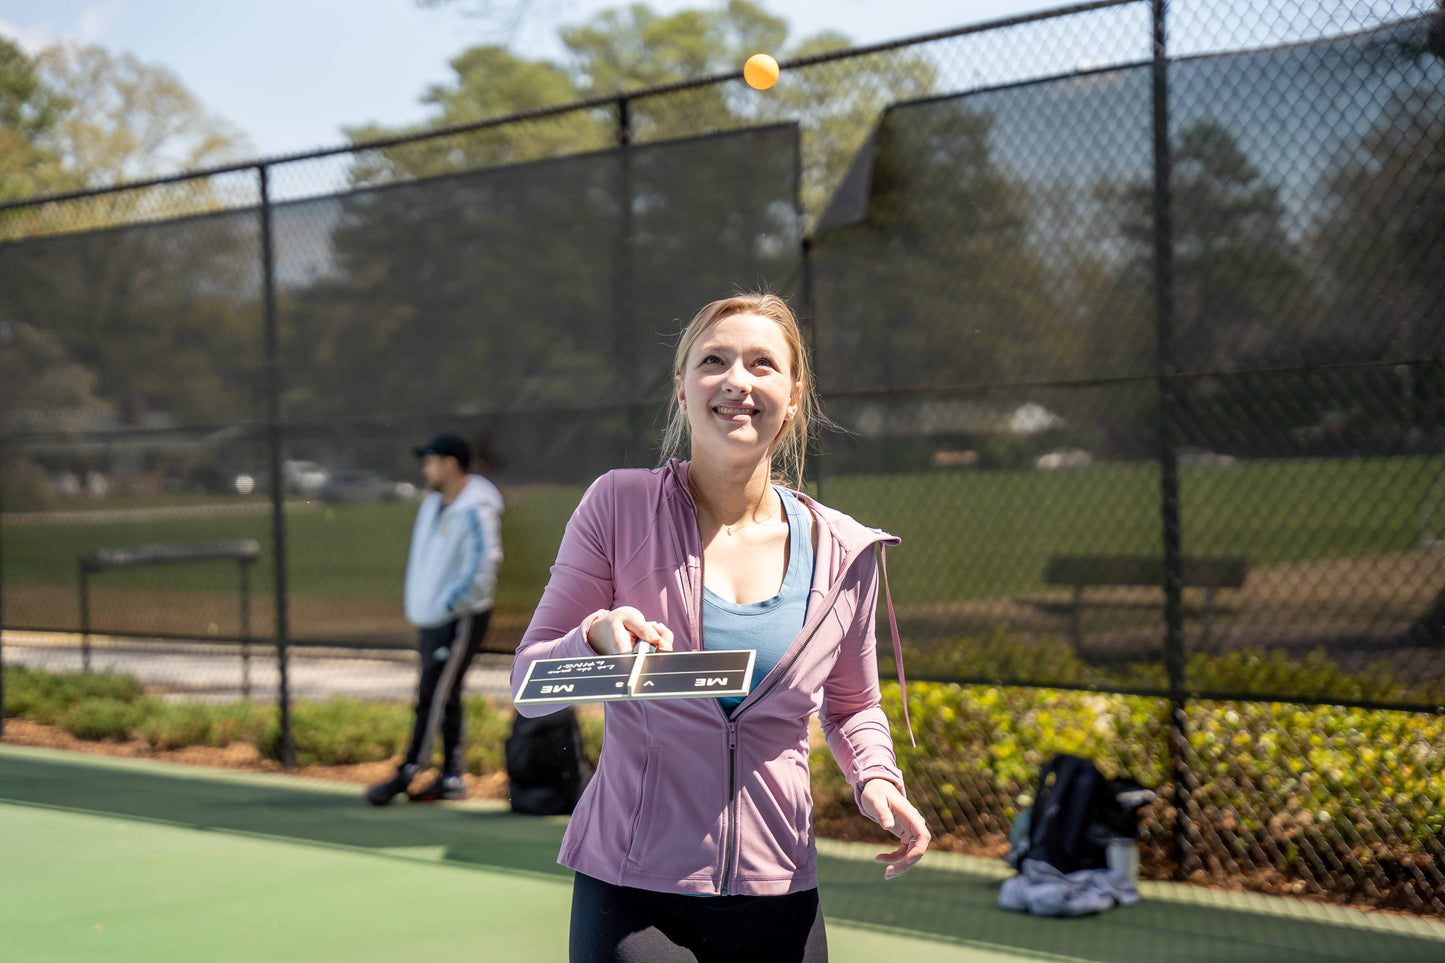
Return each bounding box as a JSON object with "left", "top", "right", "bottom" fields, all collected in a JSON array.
[{"left": 0, "top": 0, "right": 1063, "bottom": 160}]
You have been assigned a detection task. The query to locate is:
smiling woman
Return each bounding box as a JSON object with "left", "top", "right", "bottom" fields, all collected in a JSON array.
[
  {"left": 510, "top": 291, "right": 929, "bottom": 963},
  {"left": 659, "top": 293, "right": 820, "bottom": 493}
]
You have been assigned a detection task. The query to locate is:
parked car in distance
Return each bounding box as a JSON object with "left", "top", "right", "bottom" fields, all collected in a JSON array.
[
  {"left": 319, "top": 469, "right": 416, "bottom": 504},
  {"left": 1035, "top": 448, "right": 1093, "bottom": 470},
  {"left": 1177, "top": 447, "right": 1238, "bottom": 467},
  {"left": 284, "top": 460, "right": 330, "bottom": 496}
]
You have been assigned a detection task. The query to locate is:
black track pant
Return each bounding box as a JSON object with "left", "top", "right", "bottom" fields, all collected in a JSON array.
[
  {"left": 569, "top": 872, "right": 828, "bottom": 963},
  {"left": 401, "top": 609, "right": 490, "bottom": 775}
]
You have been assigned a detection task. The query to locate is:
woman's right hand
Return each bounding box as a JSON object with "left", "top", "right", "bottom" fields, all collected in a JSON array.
[{"left": 586, "top": 607, "right": 675, "bottom": 656}]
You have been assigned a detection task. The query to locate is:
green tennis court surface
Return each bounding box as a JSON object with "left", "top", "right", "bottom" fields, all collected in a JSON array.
[{"left": 2, "top": 746, "right": 1442, "bottom": 962}]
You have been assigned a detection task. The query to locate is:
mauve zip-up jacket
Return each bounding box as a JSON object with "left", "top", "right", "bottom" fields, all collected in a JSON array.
[{"left": 510, "top": 459, "right": 913, "bottom": 897}]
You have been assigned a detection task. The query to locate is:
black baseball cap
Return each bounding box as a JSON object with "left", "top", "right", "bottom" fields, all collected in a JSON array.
[{"left": 413, "top": 432, "right": 471, "bottom": 469}]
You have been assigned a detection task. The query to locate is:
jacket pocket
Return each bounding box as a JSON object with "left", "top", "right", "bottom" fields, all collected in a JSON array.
[{"left": 624, "top": 744, "right": 661, "bottom": 866}]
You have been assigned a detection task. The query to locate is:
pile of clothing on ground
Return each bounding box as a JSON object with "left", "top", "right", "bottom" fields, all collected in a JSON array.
[{"left": 999, "top": 753, "right": 1157, "bottom": 918}]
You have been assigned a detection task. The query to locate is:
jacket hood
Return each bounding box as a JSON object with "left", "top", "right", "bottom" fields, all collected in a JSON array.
[{"left": 444, "top": 474, "right": 503, "bottom": 513}]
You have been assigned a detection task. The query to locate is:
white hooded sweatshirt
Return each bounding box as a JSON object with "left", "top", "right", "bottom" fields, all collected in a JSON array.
[{"left": 403, "top": 474, "right": 504, "bottom": 628}]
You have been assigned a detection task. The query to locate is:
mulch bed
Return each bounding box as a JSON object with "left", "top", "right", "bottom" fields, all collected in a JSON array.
[{"left": 0, "top": 718, "right": 509, "bottom": 800}]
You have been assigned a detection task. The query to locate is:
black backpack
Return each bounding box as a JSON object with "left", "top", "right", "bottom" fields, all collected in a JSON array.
[
  {"left": 505, "top": 707, "right": 592, "bottom": 816},
  {"left": 1013, "top": 754, "right": 1154, "bottom": 874}
]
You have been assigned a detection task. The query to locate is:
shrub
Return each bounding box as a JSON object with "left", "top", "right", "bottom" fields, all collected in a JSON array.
[
  {"left": 284, "top": 698, "right": 413, "bottom": 767},
  {"left": 4, "top": 665, "right": 147, "bottom": 726},
  {"left": 136, "top": 702, "right": 223, "bottom": 750},
  {"left": 58, "top": 697, "right": 149, "bottom": 741},
  {"left": 810, "top": 677, "right": 1444, "bottom": 912},
  {"left": 461, "top": 695, "right": 511, "bottom": 775}
]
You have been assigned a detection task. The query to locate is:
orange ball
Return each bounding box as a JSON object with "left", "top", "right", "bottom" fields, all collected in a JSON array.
[{"left": 744, "top": 53, "right": 779, "bottom": 90}]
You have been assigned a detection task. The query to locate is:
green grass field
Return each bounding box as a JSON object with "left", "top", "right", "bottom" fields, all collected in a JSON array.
[
  {"left": 4, "top": 744, "right": 1442, "bottom": 962},
  {"left": 6, "top": 456, "right": 1435, "bottom": 601}
]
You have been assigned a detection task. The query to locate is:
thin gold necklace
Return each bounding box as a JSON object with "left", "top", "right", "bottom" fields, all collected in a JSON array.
[
  {"left": 721, "top": 505, "right": 780, "bottom": 536},
  {"left": 694, "top": 483, "right": 781, "bottom": 536}
]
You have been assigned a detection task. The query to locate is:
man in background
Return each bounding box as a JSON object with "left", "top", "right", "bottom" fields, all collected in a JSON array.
[{"left": 366, "top": 432, "right": 504, "bottom": 805}]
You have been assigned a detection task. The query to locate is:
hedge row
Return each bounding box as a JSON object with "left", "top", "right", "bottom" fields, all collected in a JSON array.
[
  {"left": 810, "top": 678, "right": 1444, "bottom": 914},
  {"left": 2, "top": 664, "right": 604, "bottom": 775}
]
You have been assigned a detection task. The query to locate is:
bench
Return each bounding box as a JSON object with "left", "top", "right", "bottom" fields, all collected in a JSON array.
[
  {"left": 78, "top": 540, "right": 261, "bottom": 690},
  {"left": 1042, "top": 555, "right": 1248, "bottom": 650}
]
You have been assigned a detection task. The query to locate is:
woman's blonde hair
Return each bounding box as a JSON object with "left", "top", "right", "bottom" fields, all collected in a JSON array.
[{"left": 658, "top": 292, "right": 821, "bottom": 490}]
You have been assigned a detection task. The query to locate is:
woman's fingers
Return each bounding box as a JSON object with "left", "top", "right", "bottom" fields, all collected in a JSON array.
[
  {"left": 874, "top": 841, "right": 909, "bottom": 863},
  {"left": 618, "top": 612, "right": 674, "bottom": 653},
  {"left": 866, "top": 788, "right": 930, "bottom": 880},
  {"left": 587, "top": 609, "right": 675, "bottom": 655},
  {"left": 606, "top": 617, "right": 635, "bottom": 656},
  {"left": 877, "top": 829, "right": 929, "bottom": 879}
]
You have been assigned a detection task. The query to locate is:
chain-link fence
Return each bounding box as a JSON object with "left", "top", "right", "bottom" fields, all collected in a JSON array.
[{"left": 2, "top": 0, "right": 1442, "bottom": 918}]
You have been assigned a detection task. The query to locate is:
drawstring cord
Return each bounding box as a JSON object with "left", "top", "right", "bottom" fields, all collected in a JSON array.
[{"left": 877, "top": 543, "right": 915, "bottom": 748}]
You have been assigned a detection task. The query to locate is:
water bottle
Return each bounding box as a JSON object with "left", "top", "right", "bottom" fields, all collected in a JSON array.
[{"left": 1106, "top": 838, "right": 1139, "bottom": 885}]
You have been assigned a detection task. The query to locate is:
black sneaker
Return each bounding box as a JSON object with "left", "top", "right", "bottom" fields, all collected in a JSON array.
[
  {"left": 365, "top": 764, "right": 418, "bottom": 806},
  {"left": 408, "top": 773, "right": 467, "bottom": 803}
]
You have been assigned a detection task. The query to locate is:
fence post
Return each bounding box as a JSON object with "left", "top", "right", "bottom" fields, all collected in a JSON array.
[
  {"left": 1150, "top": 0, "right": 1191, "bottom": 881},
  {"left": 259, "top": 163, "right": 295, "bottom": 767},
  {"left": 615, "top": 97, "right": 644, "bottom": 464},
  {"left": 0, "top": 447, "right": 6, "bottom": 737},
  {"left": 796, "top": 118, "right": 823, "bottom": 502},
  {"left": 239, "top": 557, "right": 252, "bottom": 700},
  {"left": 78, "top": 562, "right": 92, "bottom": 672}
]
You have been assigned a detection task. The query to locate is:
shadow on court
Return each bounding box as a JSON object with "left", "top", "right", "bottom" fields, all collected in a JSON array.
[{"left": 2, "top": 748, "right": 1441, "bottom": 963}]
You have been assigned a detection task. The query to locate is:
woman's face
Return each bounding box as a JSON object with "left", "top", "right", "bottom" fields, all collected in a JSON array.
[{"left": 678, "top": 312, "right": 800, "bottom": 464}]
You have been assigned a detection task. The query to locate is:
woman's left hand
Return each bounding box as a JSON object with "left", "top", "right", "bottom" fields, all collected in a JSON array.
[{"left": 859, "top": 778, "right": 930, "bottom": 880}]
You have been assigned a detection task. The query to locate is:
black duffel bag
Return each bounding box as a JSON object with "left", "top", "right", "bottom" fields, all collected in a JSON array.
[{"left": 505, "top": 707, "right": 591, "bottom": 816}]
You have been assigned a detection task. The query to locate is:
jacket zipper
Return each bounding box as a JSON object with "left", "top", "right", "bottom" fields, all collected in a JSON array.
[
  {"left": 699, "top": 535, "right": 743, "bottom": 896},
  {"left": 716, "top": 539, "right": 881, "bottom": 895},
  {"left": 723, "top": 719, "right": 738, "bottom": 895},
  {"left": 680, "top": 478, "right": 737, "bottom": 896},
  {"left": 681, "top": 468, "right": 881, "bottom": 896}
]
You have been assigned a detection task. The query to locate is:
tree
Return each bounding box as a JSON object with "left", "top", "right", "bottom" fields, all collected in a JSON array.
[
  {"left": 38, "top": 44, "right": 248, "bottom": 187},
  {"left": 1316, "top": 85, "right": 1444, "bottom": 362},
  {"left": 0, "top": 210, "right": 264, "bottom": 428},
  {"left": 345, "top": 1, "right": 789, "bottom": 184},
  {"left": 342, "top": 45, "right": 594, "bottom": 186},
  {"left": 813, "top": 101, "right": 1057, "bottom": 396},
  {"left": 758, "top": 30, "right": 934, "bottom": 221},
  {"left": 1311, "top": 68, "right": 1444, "bottom": 452},
  {"left": 1101, "top": 120, "right": 1317, "bottom": 372},
  {"left": 0, "top": 319, "right": 113, "bottom": 431},
  {"left": 562, "top": 1, "right": 785, "bottom": 93},
  {"left": 0, "top": 37, "right": 75, "bottom": 217},
  {"left": 17, "top": 44, "right": 252, "bottom": 232},
  {"left": 353, "top": 1, "right": 934, "bottom": 220}
]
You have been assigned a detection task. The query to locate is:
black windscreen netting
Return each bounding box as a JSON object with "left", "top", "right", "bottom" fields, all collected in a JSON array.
[
  {"left": 270, "top": 124, "right": 802, "bottom": 648},
  {"left": 0, "top": 209, "right": 265, "bottom": 432},
  {"left": 0, "top": 124, "right": 801, "bottom": 652},
  {"left": 0, "top": 207, "right": 268, "bottom": 654},
  {"left": 273, "top": 123, "right": 803, "bottom": 460},
  {"left": 810, "top": 14, "right": 1445, "bottom": 702}
]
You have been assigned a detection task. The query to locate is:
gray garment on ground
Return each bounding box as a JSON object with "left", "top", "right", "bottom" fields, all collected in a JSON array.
[{"left": 998, "top": 858, "right": 1140, "bottom": 917}]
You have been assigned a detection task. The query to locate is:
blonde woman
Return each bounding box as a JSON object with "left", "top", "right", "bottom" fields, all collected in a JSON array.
[{"left": 512, "top": 293, "right": 927, "bottom": 962}]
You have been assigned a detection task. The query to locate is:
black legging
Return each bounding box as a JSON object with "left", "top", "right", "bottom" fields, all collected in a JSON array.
[
  {"left": 569, "top": 872, "right": 828, "bottom": 963},
  {"left": 401, "top": 609, "right": 490, "bottom": 774}
]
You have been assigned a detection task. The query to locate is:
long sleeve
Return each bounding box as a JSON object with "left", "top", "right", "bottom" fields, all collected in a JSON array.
[
  {"left": 819, "top": 546, "right": 906, "bottom": 816},
  {"left": 509, "top": 473, "right": 616, "bottom": 717},
  {"left": 444, "top": 486, "right": 503, "bottom": 615},
  {"left": 440, "top": 506, "right": 485, "bottom": 615}
]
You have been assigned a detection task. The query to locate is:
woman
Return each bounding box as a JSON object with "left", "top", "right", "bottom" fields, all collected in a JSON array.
[{"left": 511, "top": 293, "right": 928, "bottom": 962}]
